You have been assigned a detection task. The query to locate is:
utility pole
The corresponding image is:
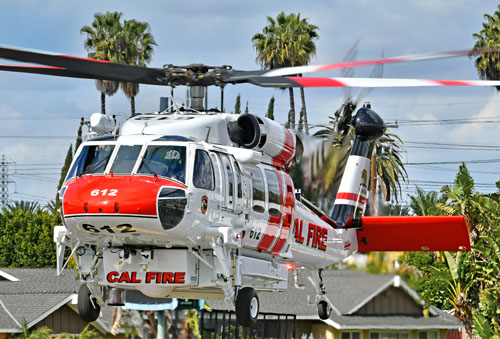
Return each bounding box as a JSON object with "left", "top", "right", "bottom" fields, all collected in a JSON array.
[{"left": 0, "top": 155, "right": 14, "bottom": 208}]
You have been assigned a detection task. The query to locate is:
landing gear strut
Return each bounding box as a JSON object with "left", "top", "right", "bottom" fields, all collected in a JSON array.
[
  {"left": 235, "top": 287, "right": 259, "bottom": 327},
  {"left": 316, "top": 269, "right": 331, "bottom": 320},
  {"left": 78, "top": 284, "right": 100, "bottom": 322}
]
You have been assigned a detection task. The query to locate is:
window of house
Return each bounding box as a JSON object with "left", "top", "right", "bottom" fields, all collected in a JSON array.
[
  {"left": 418, "top": 331, "right": 438, "bottom": 339},
  {"left": 251, "top": 167, "right": 265, "bottom": 213},
  {"left": 193, "top": 150, "right": 214, "bottom": 190},
  {"left": 370, "top": 332, "right": 410, "bottom": 339},
  {"left": 341, "top": 332, "right": 361, "bottom": 339}
]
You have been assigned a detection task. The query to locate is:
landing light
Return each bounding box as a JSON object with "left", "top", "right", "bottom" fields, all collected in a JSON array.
[{"left": 76, "top": 246, "right": 86, "bottom": 256}]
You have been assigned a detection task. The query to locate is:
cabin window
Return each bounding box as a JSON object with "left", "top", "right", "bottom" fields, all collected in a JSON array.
[
  {"left": 251, "top": 167, "right": 265, "bottom": 213},
  {"left": 233, "top": 160, "right": 243, "bottom": 200},
  {"left": 110, "top": 145, "right": 142, "bottom": 174},
  {"left": 220, "top": 154, "right": 234, "bottom": 208},
  {"left": 66, "top": 144, "right": 115, "bottom": 180},
  {"left": 265, "top": 169, "right": 281, "bottom": 217},
  {"left": 138, "top": 145, "right": 186, "bottom": 183},
  {"left": 193, "top": 150, "right": 215, "bottom": 190}
]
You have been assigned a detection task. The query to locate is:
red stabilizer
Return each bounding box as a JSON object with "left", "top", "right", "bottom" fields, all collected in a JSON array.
[{"left": 356, "top": 216, "right": 471, "bottom": 252}]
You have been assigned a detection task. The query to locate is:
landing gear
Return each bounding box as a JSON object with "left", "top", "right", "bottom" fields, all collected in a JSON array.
[
  {"left": 315, "top": 269, "right": 332, "bottom": 320},
  {"left": 317, "top": 300, "right": 331, "bottom": 320},
  {"left": 78, "top": 284, "right": 100, "bottom": 322},
  {"left": 235, "top": 287, "right": 259, "bottom": 327}
]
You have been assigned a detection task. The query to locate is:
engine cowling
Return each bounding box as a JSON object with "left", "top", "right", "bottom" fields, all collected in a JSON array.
[{"left": 229, "top": 114, "right": 296, "bottom": 166}]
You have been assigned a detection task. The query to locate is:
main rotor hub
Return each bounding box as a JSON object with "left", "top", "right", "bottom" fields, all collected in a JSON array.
[{"left": 161, "top": 64, "right": 233, "bottom": 87}]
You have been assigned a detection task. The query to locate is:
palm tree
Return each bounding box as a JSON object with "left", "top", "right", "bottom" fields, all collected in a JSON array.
[
  {"left": 80, "top": 12, "right": 124, "bottom": 114},
  {"left": 252, "top": 12, "right": 318, "bottom": 130},
  {"left": 408, "top": 186, "right": 441, "bottom": 216},
  {"left": 472, "top": 4, "right": 500, "bottom": 90},
  {"left": 372, "top": 131, "right": 408, "bottom": 202},
  {"left": 119, "top": 19, "right": 157, "bottom": 116},
  {"left": 6, "top": 200, "right": 40, "bottom": 213}
]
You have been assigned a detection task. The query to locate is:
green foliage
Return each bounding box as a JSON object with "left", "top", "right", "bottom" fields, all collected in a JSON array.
[
  {"left": 409, "top": 186, "right": 441, "bottom": 216},
  {"left": 234, "top": 94, "right": 241, "bottom": 114},
  {"left": 0, "top": 208, "right": 58, "bottom": 267},
  {"left": 14, "top": 324, "right": 103, "bottom": 339},
  {"left": 252, "top": 12, "right": 318, "bottom": 130},
  {"left": 266, "top": 96, "right": 275, "bottom": 120},
  {"left": 402, "top": 164, "right": 500, "bottom": 337},
  {"left": 244, "top": 101, "right": 249, "bottom": 114},
  {"left": 472, "top": 4, "right": 500, "bottom": 90},
  {"left": 373, "top": 131, "right": 407, "bottom": 202},
  {"left": 298, "top": 106, "right": 304, "bottom": 131},
  {"left": 81, "top": 12, "right": 157, "bottom": 115}
]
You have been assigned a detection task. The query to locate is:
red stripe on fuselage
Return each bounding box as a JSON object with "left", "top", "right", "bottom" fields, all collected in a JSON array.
[
  {"left": 257, "top": 168, "right": 284, "bottom": 251},
  {"left": 272, "top": 129, "right": 295, "bottom": 167},
  {"left": 271, "top": 172, "right": 295, "bottom": 254}
]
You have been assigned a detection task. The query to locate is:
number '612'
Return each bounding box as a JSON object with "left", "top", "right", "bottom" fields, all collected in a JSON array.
[{"left": 90, "top": 189, "right": 118, "bottom": 197}]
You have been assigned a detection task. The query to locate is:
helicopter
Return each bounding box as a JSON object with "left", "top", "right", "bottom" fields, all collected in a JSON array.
[{"left": 0, "top": 44, "right": 495, "bottom": 327}]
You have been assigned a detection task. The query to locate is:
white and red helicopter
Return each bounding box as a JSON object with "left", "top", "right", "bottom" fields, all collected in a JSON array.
[{"left": 0, "top": 44, "right": 495, "bottom": 327}]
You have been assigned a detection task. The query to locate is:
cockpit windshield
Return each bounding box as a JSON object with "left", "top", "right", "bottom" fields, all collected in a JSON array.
[
  {"left": 65, "top": 144, "right": 115, "bottom": 181},
  {"left": 138, "top": 145, "right": 186, "bottom": 183}
]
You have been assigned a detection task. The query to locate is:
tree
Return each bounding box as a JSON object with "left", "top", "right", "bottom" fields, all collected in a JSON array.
[
  {"left": 408, "top": 186, "right": 441, "bottom": 216},
  {"left": 252, "top": 12, "right": 318, "bottom": 130},
  {"left": 400, "top": 165, "right": 500, "bottom": 338},
  {"left": 80, "top": 12, "right": 124, "bottom": 114},
  {"left": 234, "top": 94, "right": 241, "bottom": 114},
  {"left": 119, "top": 19, "right": 157, "bottom": 116},
  {"left": 266, "top": 96, "right": 275, "bottom": 120},
  {"left": 55, "top": 144, "right": 73, "bottom": 213},
  {"left": 244, "top": 101, "right": 249, "bottom": 114},
  {"left": 472, "top": 4, "right": 500, "bottom": 90},
  {"left": 372, "top": 131, "right": 408, "bottom": 202}
]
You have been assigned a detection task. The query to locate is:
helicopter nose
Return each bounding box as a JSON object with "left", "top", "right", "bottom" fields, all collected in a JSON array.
[{"left": 62, "top": 175, "right": 186, "bottom": 218}]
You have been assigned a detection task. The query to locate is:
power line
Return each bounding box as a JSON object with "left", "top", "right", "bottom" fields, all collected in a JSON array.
[{"left": 406, "top": 159, "right": 500, "bottom": 165}]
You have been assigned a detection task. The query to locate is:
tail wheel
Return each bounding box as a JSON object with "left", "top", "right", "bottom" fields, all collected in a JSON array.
[
  {"left": 78, "top": 284, "right": 100, "bottom": 322},
  {"left": 318, "top": 300, "right": 331, "bottom": 320},
  {"left": 235, "top": 287, "right": 259, "bottom": 327}
]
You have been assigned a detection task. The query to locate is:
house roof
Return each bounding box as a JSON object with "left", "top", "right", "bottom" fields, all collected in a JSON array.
[
  {"left": 0, "top": 268, "right": 115, "bottom": 333},
  {"left": 207, "top": 269, "right": 463, "bottom": 330}
]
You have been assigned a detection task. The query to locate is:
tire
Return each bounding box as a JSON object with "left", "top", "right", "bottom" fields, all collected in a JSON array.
[
  {"left": 78, "top": 284, "right": 100, "bottom": 322},
  {"left": 318, "top": 300, "right": 331, "bottom": 320},
  {"left": 235, "top": 287, "right": 259, "bottom": 327}
]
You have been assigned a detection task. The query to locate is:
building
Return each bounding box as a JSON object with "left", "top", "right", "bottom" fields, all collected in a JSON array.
[
  {"left": 0, "top": 268, "right": 116, "bottom": 338},
  {"left": 205, "top": 269, "right": 463, "bottom": 339}
]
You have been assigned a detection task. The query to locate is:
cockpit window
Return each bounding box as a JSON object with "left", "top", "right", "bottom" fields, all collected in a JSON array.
[
  {"left": 66, "top": 144, "right": 115, "bottom": 180},
  {"left": 138, "top": 145, "right": 186, "bottom": 183},
  {"left": 110, "top": 145, "right": 142, "bottom": 174}
]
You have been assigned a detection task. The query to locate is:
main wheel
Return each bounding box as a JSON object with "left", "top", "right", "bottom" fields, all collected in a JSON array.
[
  {"left": 235, "top": 287, "right": 259, "bottom": 327},
  {"left": 78, "top": 284, "right": 100, "bottom": 322},
  {"left": 318, "top": 300, "right": 331, "bottom": 320}
]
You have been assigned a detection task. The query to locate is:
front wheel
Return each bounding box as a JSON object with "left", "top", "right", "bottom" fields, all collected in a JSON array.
[
  {"left": 235, "top": 287, "right": 259, "bottom": 327},
  {"left": 78, "top": 284, "right": 100, "bottom": 322}
]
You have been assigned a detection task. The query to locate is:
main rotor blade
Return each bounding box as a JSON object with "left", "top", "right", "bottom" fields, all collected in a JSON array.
[
  {"left": 227, "top": 48, "right": 499, "bottom": 81},
  {"left": 249, "top": 76, "right": 500, "bottom": 88},
  {"left": 0, "top": 44, "right": 166, "bottom": 85},
  {"left": 0, "top": 64, "right": 106, "bottom": 80}
]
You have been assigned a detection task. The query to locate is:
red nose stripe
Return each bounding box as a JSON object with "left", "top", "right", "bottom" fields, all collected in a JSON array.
[{"left": 63, "top": 175, "right": 185, "bottom": 216}]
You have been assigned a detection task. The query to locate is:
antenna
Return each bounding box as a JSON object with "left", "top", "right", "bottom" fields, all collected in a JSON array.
[{"left": 0, "top": 155, "right": 15, "bottom": 208}]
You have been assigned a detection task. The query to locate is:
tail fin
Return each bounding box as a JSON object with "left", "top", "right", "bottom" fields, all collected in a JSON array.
[{"left": 331, "top": 107, "right": 384, "bottom": 226}]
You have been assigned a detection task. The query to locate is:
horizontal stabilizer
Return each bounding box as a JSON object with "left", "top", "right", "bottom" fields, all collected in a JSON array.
[{"left": 354, "top": 216, "right": 470, "bottom": 252}]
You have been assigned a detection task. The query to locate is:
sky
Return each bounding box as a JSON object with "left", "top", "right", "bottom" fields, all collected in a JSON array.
[{"left": 0, "top": 0, "right": 500, "bottom": 207}]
